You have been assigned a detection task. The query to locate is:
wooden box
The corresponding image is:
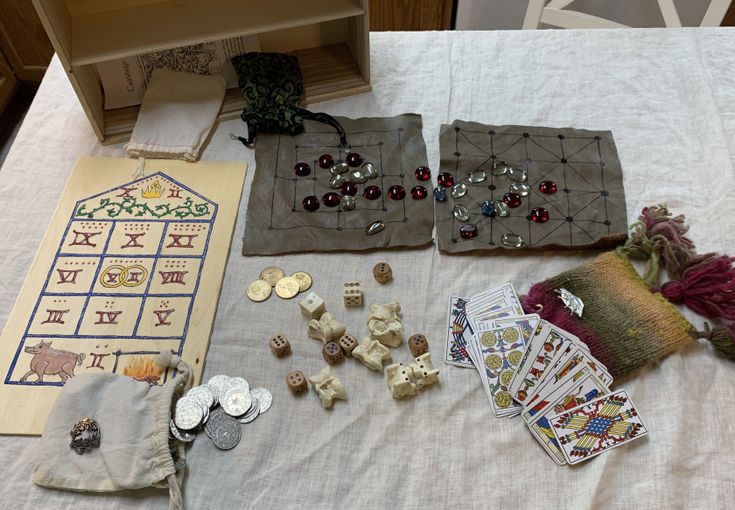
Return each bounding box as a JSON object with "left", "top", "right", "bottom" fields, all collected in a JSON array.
[{"left": 32, "top": 0, "right": 371, "bottom": 143}]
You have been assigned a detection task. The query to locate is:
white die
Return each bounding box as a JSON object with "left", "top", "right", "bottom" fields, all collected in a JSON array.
[
  {"left": 343, "top": 281, "right": 363, "bottom": 308},
  {"left": 300, "top": 291, "right": 326, "bottom": 319}
]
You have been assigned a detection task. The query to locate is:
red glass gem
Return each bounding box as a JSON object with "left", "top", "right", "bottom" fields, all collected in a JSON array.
[
  {"left": 318, "top": 154, "right": 334, "bottom": 169},
  {"left": 302, "top": 196, "right": 320, "bottom": 211},
  {"left": 539, "top": 180, "right": 557, "bottom": 194},
  {"left": 363, "top": 185, "right": 382, "bottom": 200},
  {"left": 387, "top": 185, "right": 406, "bottom": 200},
  {"left": 346, "top": 152, "right": 363, "bottom": 167},
  {"left": 437, "top": 172, "right": 455, "bottom": 188},
  {"left": 410, "top": 185, "right": 428, "bottom": 200},
  {"left": 322, "top": 192, "right": 341, "bottom": 207},
  {"left": 503, "top": 192, "right": 522, "bottom": 208},
  {"left": 530, "top": 207, "right": 550, "bottom": 223},
  {"left": 294, "top": 162, "right": 311, "bottom": 177},
  {"left": 415, "top": 166, "right": 431, "bottom": 182},
  {"left": 460, "top": 224, "right": 479, "bottom": 239},
  {"left": 341, "top": 181, "right": 358, "bottom": 196}
]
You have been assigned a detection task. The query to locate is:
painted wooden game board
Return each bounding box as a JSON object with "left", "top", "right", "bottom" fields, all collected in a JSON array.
[
  {"left": 436, "top": 121, "right": 628, "bottom": 253},
  {"left": 0, "top": 157, "right": 245, "bottom": 435},
  {"left": 242, "top": 114, "right": 433, "bottom": 255}
]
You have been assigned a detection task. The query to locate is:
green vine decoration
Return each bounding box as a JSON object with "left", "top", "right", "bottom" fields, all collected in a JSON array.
[{"left": 75, "top": 197, "right": 211, "bottom": 219}]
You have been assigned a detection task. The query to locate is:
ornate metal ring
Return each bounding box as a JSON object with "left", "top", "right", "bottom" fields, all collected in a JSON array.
[{"left": 69, "top": 418, "right": 100, "bottom": 454}]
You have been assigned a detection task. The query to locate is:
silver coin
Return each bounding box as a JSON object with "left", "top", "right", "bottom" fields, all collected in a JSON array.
[
  {"left": 222, "top": 387, "right": 252, "bottom": 417},
  {"left": 330, "top": 161, "right": 350, "bottom": 175},
  {"left": 170, "top": 419, "right": 197, "bottom": 442},
  {"left": 206, "top": 375, "right": 231, "bottom": 401},
  {"left": 210, "top": 415, "right": 242, "bottom": 450},
  {"left": 340, "top": 195, "right": 356, "bottom": 211},
  {"left": 507, "top": 167, "right": 528, "bottom": 182},
  {"left": 237, "top": 403, "right": 260, "bottom": 424},
  {"left": 491, "top": 161, "right": 508, "bottom": 176},
  {"left": 501, "top": 233, "right": 525, "bottom": 248},
  {"left": 251, "top": 387, "right": 273, "bottom": 414},
  {"left": 452, "top": 204, "right": 470, "bottom": 222},
  {"left": 174, "top": 396, "right": 204, "bottom": 430},
  {"left": 205, "top": 408, "right": 227, "bottom": 438},
  {"left": 329, "top": 173, "right": 346, "bottom": 189},
  {"left": 509, "top": 182, "right": 530, "bottom": 197},
  {"left": 230, "top": 376, "right": 250, "bottom": 392},
  {"left": 187, "top": 385, "right": 215, "bottom": 409},
  {"left": 198, "top": 399, "right": 210, "bottom": 424},
  {"left": 366, "top": 220, "right": 385, "bottom": 235},
  {"left": 349, "top": 168, "right": 368, "bottom": 184},
  {"left": 468, "top": 170, "right": 487, "bottom": 183},
  {"left": 362, "top": 162, "right": 379, "bottom": 179}
]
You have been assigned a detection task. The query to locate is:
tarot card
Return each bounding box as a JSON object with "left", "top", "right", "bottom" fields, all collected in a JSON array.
[
  {"left": 549, "top": 389, "right": 648, "bottom": 465},
  {"left": 444, "top": 296, "right": 475, "bottom": 368},
  {"left": 525, "top": 345, "right": 612, "bottom": 407},
  {"left": 492, "top": 314, "right": 540, "bottom": 345},
  {"left": 508, "top": 325, "right": 577, "bottom": 404},
  {"left": 473, "top": 325, "right": 528, "bottom": 417},
  {"left": 524, "top": 371, "right": 610, "bottom": 465}
]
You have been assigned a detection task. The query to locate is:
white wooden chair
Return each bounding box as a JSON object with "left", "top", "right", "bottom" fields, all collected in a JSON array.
[{"left": 523, "top": 0, "right": 732, "bottom": 29}]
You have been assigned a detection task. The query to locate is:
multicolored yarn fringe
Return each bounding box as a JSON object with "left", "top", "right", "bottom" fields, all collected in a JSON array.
[{"left": 522, "top": 204, "right": 735, "bottom": 379}]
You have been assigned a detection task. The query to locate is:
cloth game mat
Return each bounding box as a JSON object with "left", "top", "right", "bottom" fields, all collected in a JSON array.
[
  {"left": 242, "top": 114, "right": 433, "bottom": 255},
  {"left": 0, "top": 157, "right": 246, "bottom": 435},
  {"left": 436, "top": 120, "right": 628, "bottom": 253}
]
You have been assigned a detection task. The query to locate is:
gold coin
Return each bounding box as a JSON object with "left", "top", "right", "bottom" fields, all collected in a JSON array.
[
  {"left": 275, "top": 276, "right": 300, "bottom": 299},
  {"left": 290, "top": 271, "right": 313, "bottom": 292},
  {"left": 260, "top": 266, "right": 285, "bottom": 287},
  {"left": 246, "top": 280, "right": 272, "bottom": 302}
]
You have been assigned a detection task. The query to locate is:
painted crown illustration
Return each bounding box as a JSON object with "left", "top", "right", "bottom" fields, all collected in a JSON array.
[{"left": 141, "top": 180, "right": 164, "bottom": 199}]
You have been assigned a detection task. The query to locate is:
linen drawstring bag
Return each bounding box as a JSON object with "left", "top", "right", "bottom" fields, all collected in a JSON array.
[
  {"left": 33, "top": 351, "right": 193, "bottom": 510},
  {"left": 522, "top": 204, "right": 735, "bottom": 379},
  {"left": 230, "top": 52, "right": 348, "bottom": 147}
]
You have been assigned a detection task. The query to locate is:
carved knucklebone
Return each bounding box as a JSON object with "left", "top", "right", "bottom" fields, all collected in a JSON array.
[
  {"left": 308, "top": 312, "right": 346, "bottom": 344},
  {"left": 308, "top": 366, "right": 346, "bottom": 409},
  {"left": 352, "top": 337, "right": 391, "bottom": 372},
  {"left": 385, "top": 363, "right": 417, "bottom": 398},
  {"left": 409, "top": 353, "right": 439, "bottom": 390},
  {"left": 367, "top": 302, "right": 403, "bottom": 347}
]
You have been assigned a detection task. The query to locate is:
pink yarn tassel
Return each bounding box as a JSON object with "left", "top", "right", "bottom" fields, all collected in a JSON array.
[{"left": 660, "top": 255, "right": 735, "bottom": 321}]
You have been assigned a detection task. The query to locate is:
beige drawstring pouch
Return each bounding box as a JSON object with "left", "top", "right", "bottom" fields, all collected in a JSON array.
[{"left": 33, "top": 352, "right": 193, "bottom": 510}]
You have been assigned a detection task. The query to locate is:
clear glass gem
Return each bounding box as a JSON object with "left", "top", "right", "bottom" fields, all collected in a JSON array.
[
  {"left": 495, "top": 201, "right": 509, "bottom": 217},
  {"left": 453, "top": 204, "right": 470, "bottom": 222},
  {"left": 330, "top": 162, "right": 350, "bottom": 175},
  {"left": 501, "top": 233, "right": 525, "bottom": 248},
  {"left": 362, "top": 162, "right": 379, "bottom": 179},
  {"left": 349, "top": 168, "right": 368, "bottom": 184},
  {"left": 507, "top": 167, "right": 528, "bottom": 182},
  {"left": 329, "top": 174, "right": 346, "bottom": 189},
  {"left": 366, "top": 220, "right": 385, "bottom": 235},
  {"left": 491, "top": 161, "right": 508, "bottom": 176},
  {"left": 451, "top": 182, "right": 468, "bottom": 199},
  {"left": 510, "top": 183, "right": 530, "bottom": 197},
  {"left": 340, "top": 195, "right": 356, "bottom": 211},
  {"left": 468, "top": 170, "right": 487, "bottom": 183}
]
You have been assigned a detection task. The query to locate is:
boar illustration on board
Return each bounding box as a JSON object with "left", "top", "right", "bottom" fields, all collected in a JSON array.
[{"left": 19, "top": 341, "right": 85, "bottom": 383}]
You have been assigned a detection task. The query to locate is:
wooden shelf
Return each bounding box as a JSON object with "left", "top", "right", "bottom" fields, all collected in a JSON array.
[
  {"left": 102, "top": 42, "right": 370, "bottom": 144},
  {"left": 70, "top": 0, "right": 365, "bottom": 66}
]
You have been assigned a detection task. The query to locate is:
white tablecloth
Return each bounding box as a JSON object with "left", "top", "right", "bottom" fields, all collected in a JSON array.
[{"left": 1, "top": 29, "right": 734, "bottom": 509}]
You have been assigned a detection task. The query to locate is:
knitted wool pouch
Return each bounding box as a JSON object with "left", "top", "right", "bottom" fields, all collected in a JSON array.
[{"left": 522, "top": 205, "right": 735, "bottom": 379}]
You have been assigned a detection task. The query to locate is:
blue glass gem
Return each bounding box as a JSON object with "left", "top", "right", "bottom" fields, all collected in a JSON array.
[
  {"left": 433, "top": 186, "right": 447, "bottom": 202},
  {"left": 480, "top": 200, "right": 496, "bottom": 217}
]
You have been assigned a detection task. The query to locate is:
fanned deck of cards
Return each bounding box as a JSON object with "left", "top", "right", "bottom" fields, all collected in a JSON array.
[{"left": 447, "top": 283, "right": 649, "bottom": 465}]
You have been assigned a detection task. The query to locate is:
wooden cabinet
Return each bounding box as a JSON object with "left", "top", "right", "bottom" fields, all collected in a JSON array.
[
  {"left": 0, "top": 0, "right": 54, "bottom": 83},
  {"left": 0, "top": 50, "right": 18, "bottom": 113},
  {"left": 32, "top": 0, "right": 371, "bottom": 143},
  {"left": 370, "top": 0, "right": 454, "bottom": 30}
]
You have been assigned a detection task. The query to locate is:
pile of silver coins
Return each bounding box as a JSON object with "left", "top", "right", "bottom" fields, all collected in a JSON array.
[{"left": 170, "top": 374, "right": 272, "bottom": 450}]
